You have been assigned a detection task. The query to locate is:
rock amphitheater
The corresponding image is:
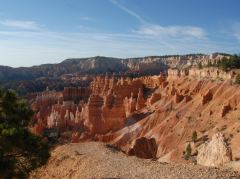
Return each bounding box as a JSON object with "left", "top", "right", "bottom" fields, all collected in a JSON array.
[{"left": 29, "top": 64, "right": 240, "bottom": 173}]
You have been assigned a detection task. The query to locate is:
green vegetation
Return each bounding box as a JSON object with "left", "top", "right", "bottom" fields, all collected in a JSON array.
[
  {"left": 197, "top": 62, "right": 203, "bottom": 69},
  {"left": 192, "top": 131, "right": 198, "bottom": 143},
  {"left": 207, "top": 61, "right": 213, "bottom": 67},
  {"left": 215, "top": 55, "right": 240, "bottom": 71},
  {"left": 183, "top": 143, "right": 192, "bottom": 160},
  {"left": 0, "top": 89, "right": 49, "bottom": 178},
  {"left": 235, "top": 74, "right": 240, "bottom": 84}
]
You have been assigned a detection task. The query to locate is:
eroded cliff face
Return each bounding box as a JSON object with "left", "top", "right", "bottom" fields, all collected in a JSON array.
[
  {"left": 98, "top": 69, "right": 240, "bottom": 164},
  {"left": 31, "top": 67, "right": 240, "bottom": 166},
  {"left": 32, "top": 75, "right": 155, "bottom": 135}
]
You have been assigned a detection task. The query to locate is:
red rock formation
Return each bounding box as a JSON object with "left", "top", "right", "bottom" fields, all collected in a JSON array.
[
  {"left": 202, "top": 90, "right": 213, "bottom": 105},
  {"left": 71, "top": 132, "right": 80, "bottom": 143},
  {"left": 30, "top": 68, "right": 240, "bottom": 163},
  {"left": 184, "top": 95, "right": 192, "bottom": 103},
  {"left": 124, "top": 93, "right": 137, "bottom": 117},
  {"left": 63, "top": 87, "right": 90, "bottom": 102},
  {"left": 99, "top": 72, "right": 240, "bottom": 162},
  {"left": 175, "top": 93, "right": 184, "bottom": 103},
  {"left": 221, "top": 104, "right": 231, "bottom": 117},
  {"left": 127, "top": 137, "right": 157, "bottom": 159},
  {"left": 136, "top": 88, "right": 145, "bottom": 110},
  {"left": 149, "top": 93, "right": 161, "bottom": 105}
]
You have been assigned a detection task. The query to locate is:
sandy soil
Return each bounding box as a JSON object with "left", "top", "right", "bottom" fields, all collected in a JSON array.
[{"left": 30, "top": 142, "right": 239, "bottom": 179}]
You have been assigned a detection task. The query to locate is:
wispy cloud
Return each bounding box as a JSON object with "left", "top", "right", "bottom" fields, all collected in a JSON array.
[
  {"left": 79, "top": 16, "right": 94, "bottom": 21},
  {"left": 0, "top": 2, "right": 238, "bottom": 67},
  {"left": 109, "top": 0, "right": 206, "bottom": 40},
  {"left": 0, "top": 20, "right": 43, "bottom": 30},
  {"left": 0, "top": 28, "right": 225, "bottom": 67},
  {"left": 109, "top": 0, "right": 145, "bottom": 23},
  {"left": 232, "top": 23, "right": 240, "bottom": 42},
  {"left": 135, "top": 24, "right": 206, "bottom": 39}
]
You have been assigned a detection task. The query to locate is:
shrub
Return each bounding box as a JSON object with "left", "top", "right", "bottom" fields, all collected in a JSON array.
[
  {"left": 197, "top": 62, "right": 203, "bottom": 69},
  {"left": 184, "top": 143, "right": 192, "bottom": 160},
  {"left": 192, "top": 131, "right": 198, "bottom": 143},
  {"left": 235, "top": 74, "right": 240, "bottom": 84}
]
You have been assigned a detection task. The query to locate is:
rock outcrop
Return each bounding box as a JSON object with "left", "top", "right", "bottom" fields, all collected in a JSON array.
[
  {"left": 63, "top": 87, "right": 90, "bottom": 102},
  {"left": 221, "top": 104, "right": 231, "bottom": 117},
  {"left": 197, "top": 133, "right": 232, "bottom": 167},
  {"left": 127, "top": 137, "right": 158, "bottom": 159},
  {"left": 136, "top": 89, "right": 145, "bottom": 110},
  {"left": 202, "top": 90, "right": 213, "bottom": 105},
  {"left": 175, "top": 93, "right": 184, "bottom": 103},
  {"left": 148, "top": 93, "right": 161, "bottom": 105}
]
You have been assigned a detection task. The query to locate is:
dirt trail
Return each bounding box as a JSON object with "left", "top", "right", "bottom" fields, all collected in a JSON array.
[{"left": 30, "top": 142, "right": 239, "bottom": 179}]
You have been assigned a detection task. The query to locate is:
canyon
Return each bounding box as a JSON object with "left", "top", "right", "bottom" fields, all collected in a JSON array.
[{"left": 28, "top": 53, "right": 240, "bottom": 174}]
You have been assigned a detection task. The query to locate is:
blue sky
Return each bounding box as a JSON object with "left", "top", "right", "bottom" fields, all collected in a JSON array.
[{"left": 0, "top": 0, "right": 239, "bottom": 67}]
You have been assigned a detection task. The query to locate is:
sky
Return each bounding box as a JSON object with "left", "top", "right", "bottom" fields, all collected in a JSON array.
[{"left": 0, "top": 0, "right": 239, "bottom": 67}]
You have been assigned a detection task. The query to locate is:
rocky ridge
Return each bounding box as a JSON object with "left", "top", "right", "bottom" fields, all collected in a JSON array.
[{"left": 0, "top": 53, "right": 227, "bottom": 81}]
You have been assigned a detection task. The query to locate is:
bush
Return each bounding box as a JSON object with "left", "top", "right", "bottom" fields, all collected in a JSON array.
[
  {"left": 184, "top": 143, "right": 192, "bottom": 160},
  {"left": 192, "top": 131, "right": 198, "bottom": 143},
  {"left": 235, "top": 74, "right": 240, "bottom": 84},
  {"left": 0, "top": 89, "right": 50, "bottom": 178},
  {"left": 198, "top": 62, "right": 203, "bottom": 69},
  {"left": 207, "top": 61, "right": 213, "bottom": 67}
]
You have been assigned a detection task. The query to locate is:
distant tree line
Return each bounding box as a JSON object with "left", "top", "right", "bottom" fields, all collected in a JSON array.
[{"left": 206, "top": 54, "right": 240, "bottom": 71}]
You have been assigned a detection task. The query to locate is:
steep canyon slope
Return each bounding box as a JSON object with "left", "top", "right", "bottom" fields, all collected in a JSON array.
[{"left": 31, "top": 65, "right": 240, "bottom": 171}]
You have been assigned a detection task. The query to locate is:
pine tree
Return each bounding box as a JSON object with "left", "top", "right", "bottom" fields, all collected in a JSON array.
[
  {"left": 235, "top": 74, "right": 240, "bottom": 84},
  {"left": 184, "top": 143, "right": 192, "bottom": 160},
  {"left": 192, "top": 131, "right": 197, "bottom": 143},
  {"left": 0, "top": 89, "right": 49, "bottom": 178}
]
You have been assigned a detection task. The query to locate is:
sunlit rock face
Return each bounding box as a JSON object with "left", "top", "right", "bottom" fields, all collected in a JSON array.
[
  {"left": 197, "top": 133, "right": 232, "bottom": 167},
  {"left": 31, "top": 64, "right": 240, "bottom": 163},
  {"left": 98, "top": 69, "right": 240, "bottom": 162},
  {"left": 32, "top": 75, "right": 152, "bottom": 135}
]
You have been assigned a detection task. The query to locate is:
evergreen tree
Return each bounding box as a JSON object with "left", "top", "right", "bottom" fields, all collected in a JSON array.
[
  {"left": 192, "top": 131, "right": 197, "bottom": 143},
  {"left": 0, "top": 89, "right": 49, "bottom": 178},
  {"left": 184, "top": 143, "right": 192, "bottom": 160},
  {"left": 235, "top": 74, "right": 240, "bottom": 84}
]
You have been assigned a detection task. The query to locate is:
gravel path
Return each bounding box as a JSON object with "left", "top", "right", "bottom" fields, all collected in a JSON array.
[{"left": 30, "top": 142, "right": 239, "bottom": 179}]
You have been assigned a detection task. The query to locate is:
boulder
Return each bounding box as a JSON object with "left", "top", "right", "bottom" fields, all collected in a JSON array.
[
  {"left": 197, "top": 133, "right": 232, "bottom": 167},
  {"left": 127, "top": 137, "right": 157, "bottom": 159}
]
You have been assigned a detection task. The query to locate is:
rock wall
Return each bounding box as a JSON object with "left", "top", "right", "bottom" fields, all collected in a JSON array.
[{"left": 168, "top": 67, "right": 235, "bottom": 81}]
